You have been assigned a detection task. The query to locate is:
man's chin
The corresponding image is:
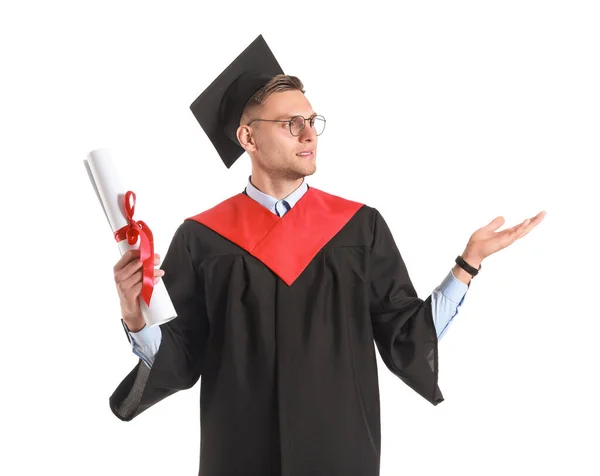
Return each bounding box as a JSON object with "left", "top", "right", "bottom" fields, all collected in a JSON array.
[
  {"left": 284, "top": 163, "right": 316, "bottom": 180},
  {"left": 301, "top": 161, "right": 317, "bottom": 174},
  {"left": 296, "top": 169, "right": 316, "bottom": 180}
]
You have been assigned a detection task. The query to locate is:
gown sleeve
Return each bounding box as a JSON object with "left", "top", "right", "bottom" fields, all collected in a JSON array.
[
  {"left": 368, "top": 208, "right": 444, "bottom": 405},
  {"left": 109, "top": 223, "right": 210, "bottom": 421}
]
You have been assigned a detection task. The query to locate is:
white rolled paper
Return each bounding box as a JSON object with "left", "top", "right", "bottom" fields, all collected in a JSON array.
[{"left": 84, "top": 147, "right": 177, "bottom": 328}]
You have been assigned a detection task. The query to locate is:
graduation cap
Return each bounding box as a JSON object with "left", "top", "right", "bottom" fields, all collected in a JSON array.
[{"left": 190, "top": 34, "right": 284, "bottom": 168}]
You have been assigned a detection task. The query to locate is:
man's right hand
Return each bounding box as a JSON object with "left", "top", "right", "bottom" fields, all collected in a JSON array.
[{"left": 113, "top": 249, "right": 165, "bottom": 332}]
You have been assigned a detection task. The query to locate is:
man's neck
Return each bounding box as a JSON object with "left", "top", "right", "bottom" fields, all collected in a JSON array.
[{"left": 249, "top": 173, "right": 305, "bottom": 200}]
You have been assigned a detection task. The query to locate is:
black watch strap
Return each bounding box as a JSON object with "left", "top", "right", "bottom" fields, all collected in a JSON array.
[{"left": 455, "top": 255, "right": 481, "bottom": 276}]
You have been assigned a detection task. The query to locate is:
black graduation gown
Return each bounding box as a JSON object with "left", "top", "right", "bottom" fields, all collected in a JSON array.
[{"left": 110, "top": 186, "right": 444, "bottom": 476}]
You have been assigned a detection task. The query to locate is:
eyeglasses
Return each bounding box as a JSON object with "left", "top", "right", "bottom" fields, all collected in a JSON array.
[{"left": 246, "top": 115, "right": 326, "bottom": 137}]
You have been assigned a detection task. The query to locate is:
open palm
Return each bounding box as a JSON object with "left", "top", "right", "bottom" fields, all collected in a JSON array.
[{"left": 466, "top": 211, "right": 547, "bottom": 262}]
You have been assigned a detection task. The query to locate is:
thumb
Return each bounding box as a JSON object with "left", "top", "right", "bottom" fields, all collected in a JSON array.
[{"left": 485, "top": 216, "right": 505, "bottom": 231}]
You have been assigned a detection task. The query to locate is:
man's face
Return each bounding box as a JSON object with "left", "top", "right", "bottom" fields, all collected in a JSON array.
[{"left": 243, "top": 89, "right": 318, "bottom": 181}]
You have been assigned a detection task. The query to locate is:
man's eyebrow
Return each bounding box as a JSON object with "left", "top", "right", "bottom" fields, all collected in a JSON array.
[{"left": 275, "top": 112, "right": 318, "bottom": 120}]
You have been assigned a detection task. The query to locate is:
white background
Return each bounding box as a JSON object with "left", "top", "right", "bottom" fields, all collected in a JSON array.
[{"left": 1, "top": 1, "right": 598, "bottom": 475}]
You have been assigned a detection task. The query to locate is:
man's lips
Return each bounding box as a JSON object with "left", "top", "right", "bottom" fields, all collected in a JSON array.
[{"left": 296, "top": 150, "right": 314, "bottom": 157}]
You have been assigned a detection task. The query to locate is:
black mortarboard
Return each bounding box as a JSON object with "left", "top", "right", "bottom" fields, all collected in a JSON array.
[{"left": 190, "top": 34, "right": 284, "bottom": 168}]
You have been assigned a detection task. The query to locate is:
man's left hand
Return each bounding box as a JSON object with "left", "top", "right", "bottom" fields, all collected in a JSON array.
[{"left": 462, "top": 210, "right": 547, "bottom": 267}]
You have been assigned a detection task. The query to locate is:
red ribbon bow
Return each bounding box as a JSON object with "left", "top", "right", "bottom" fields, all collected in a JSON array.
[{"left": 114, "top": 191, "right": 155, "bottom": 307}]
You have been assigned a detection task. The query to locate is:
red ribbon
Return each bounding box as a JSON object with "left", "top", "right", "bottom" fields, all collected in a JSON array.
[{"left": 114, "top": 191, "right": 154, "bottom": 307}]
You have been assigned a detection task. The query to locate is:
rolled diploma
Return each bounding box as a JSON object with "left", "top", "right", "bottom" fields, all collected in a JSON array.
[{"left": 84, "top": 147, "right": 177, "bottom": 328}]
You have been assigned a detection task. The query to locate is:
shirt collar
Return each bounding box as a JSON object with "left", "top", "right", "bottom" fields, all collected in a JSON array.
[{"left": 245, "top": 175, "right": 308, "bottom": 212}]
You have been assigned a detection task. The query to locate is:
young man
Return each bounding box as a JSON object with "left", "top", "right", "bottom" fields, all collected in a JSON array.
[{"left": 110, "top": 35, "right": 545, "bottom": 476}]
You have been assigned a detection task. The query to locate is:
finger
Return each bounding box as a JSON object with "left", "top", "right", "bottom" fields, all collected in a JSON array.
[
  {"left": 522, "top": 210, "right": 546, "bottom": 236},
  {"left": 495, "top": 219, "right": 530, "bottom": 248},
  {"left": 499, "top": 219, "right": 528, "bottom": 237},
  {"left": 515, "top": 219, "right": 531, "bottom": 238},
  {"left": 486, "top": 212, "right": 545, "bottom": 251},
  {"left": 118, "top": 267, "right": 164, "bottom": 292},
  {"left": 116, "top": 270, "right": 143, "bottom": 298},
  {"left": 485, "top": 216, "right": 505, "bottom": 231},
  {"left": 113, "top": 249, "right": 141, "bottom": 272},
  {"left": 529, "top": 210, "right": 547, "bottom": 226},
  {"left": 129, "top": 282, "right": 143, "bottom": 301},
  {"left": 114, "top": 256, "right": 144, "bottom": 283},
  {"left": 516, "top": 212, "right": 545, "bottom": 239},
  {"left": 497, "top": 229, "right": 519, "bottom": 249},
  {"left": 154, "top": 253, "right": 160, "bottom": 265},
  {"left": 119, "top": 283, "right": 143, "bottom": 314}
]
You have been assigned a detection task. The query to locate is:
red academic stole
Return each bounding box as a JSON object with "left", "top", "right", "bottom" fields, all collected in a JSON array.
[{"left": 186, "top": 187, "right": 364, "bottom": 286}]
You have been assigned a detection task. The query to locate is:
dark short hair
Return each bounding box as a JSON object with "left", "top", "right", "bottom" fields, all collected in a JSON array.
[{"left": 240, "top": 74, "right": 305, "bottom": 124}]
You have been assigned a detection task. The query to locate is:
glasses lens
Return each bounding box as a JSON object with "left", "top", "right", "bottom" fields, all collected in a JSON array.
[
  {"left": 289, "top": 116, "right": 326, "bottom": 136},
  {"left": 290, "top": 116, "right": 305, "bottom": 136},
  {"left": 312, "top": 116, "right": 326, "bottom": 136}
]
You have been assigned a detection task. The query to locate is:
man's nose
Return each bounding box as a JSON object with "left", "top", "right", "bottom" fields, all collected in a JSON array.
[{"left": 299, "top": 122, "right": 317, "bottom": 141}]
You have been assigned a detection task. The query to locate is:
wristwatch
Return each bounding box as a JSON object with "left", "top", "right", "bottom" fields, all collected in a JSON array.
[{"left": 455, "top": 255, "right": 481, "bottom": 276}]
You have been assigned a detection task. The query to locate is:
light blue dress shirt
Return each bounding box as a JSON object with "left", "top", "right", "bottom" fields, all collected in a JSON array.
[{"left": 126, "top": 177, "right": 469, "bottom": 368}]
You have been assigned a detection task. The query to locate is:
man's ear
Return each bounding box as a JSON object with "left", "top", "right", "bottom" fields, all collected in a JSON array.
[{"left": 237, "top": 125, "right": 256, "bottom": 152}]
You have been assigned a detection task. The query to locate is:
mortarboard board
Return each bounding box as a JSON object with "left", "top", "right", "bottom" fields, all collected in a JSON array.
[{"left": 190, "top": 34, "right": 284, "bottom": 168}]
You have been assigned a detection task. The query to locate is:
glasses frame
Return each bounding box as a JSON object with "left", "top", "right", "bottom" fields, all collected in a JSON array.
[{"left": 246, "top": 114, "right": 326, "bottom": 137}]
